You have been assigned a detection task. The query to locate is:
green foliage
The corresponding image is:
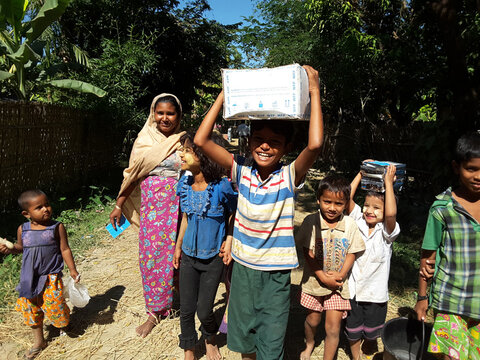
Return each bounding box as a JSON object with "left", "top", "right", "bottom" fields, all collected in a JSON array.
[
  {"left": 390, "top": 239, "right": 421, "bottom": 288},
  {"left": 65, "top": 34, "right": 157, "bottom": 128},
  {"left": 58, "top": 0, "right": 238, "bottom": 129},
  {"left": 413, "top": 104, "right": 437, "bottom": 123},
  {"left": 239, "top": 0, "right": 479, "bottom": 192},
  {"left": 0, "top": 0, "right": 106, "bottom": 100},
  {"left": 241, "top": 0, "right": 479, "bottom": 132},
  {"left": 182, "top": 83, "right": 222, "bottom": 130},
  {"left": 241, "top": 0, "right": 315, "bottom": 67},
  {"left": 0, "top": 253, "right": 22, "bottom": 313}
]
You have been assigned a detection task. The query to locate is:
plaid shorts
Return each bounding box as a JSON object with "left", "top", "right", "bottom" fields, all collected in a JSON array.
[
  {"left": 15, "top": 274, "right": 70, "bottom": 328},
  {"left": 300, "top": 291, "right": 351, "bottom": 316}
]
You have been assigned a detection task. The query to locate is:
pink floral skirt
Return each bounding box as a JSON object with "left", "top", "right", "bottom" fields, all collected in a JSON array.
[{"left": 139, "top": 176, "right": 179, "bottom": 315}]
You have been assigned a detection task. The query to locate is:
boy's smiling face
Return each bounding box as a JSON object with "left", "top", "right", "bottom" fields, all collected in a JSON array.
[
  {"left": 454, "top": 157, "right": 480, "bottom": 197},
  {"left": 249, "top": 127, "right": 289, "bottom": 176}
]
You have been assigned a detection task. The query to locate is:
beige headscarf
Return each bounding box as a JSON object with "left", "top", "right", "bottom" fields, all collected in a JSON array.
[{"left": 118, "top": 93, "right": 186, "bottom": 228}]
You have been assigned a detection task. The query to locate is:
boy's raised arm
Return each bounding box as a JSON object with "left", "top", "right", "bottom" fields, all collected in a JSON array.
[
  {"left": 384, "top": 165, "right": 397, "bottom": 234},
  {"left": 293, "top": 65, "right": 324, "bottom": 187},
  {"left": 347, "top": 172, "right": 362, "bottom": 214},
  {"left": 194, "top": 91, "right": 233, "bottom": 172}
]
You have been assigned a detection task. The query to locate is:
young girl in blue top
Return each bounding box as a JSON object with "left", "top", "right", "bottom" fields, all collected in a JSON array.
[{"left": 173, "top": 132, "right": 236, "bottom": 360}]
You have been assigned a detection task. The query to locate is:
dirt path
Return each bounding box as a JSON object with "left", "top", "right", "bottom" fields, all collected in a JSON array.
[{"left": 0, "top": 169, "right": 405, "bottom": 360}]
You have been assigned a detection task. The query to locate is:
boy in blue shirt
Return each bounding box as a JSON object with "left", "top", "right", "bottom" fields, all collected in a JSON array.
[{"left": 194, "top": 65, "right": 323, "bottom": 360}]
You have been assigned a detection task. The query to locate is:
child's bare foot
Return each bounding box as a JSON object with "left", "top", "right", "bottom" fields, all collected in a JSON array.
[
  {"left": 184, "top": 348, "right": 197, "bottom": 360},
  {"left": 300, "top": 345, "right": 314, "bottom": 360},
  {"left": 300, "top": 319, "right": 315, "bottom": 360},
  {"left": 205, "top": 336, "right": 222, "bottom": 360},
  {"left": 135, "top": 314, "right": 158, "bottom": 338}
]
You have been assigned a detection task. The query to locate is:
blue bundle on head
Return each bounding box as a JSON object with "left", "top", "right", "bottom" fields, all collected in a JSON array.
[{"left": 360, "top": 161, "right": 406, "bottom": 193}]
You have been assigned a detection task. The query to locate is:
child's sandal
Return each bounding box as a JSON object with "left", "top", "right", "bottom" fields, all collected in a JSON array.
[{"left": 24, "top": 345, "right": 46, "bottom": 360}]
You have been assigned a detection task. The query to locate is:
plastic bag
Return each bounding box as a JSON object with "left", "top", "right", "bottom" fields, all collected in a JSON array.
[{"left": 64, "top": 276, "right": 90, "bottom": 308}]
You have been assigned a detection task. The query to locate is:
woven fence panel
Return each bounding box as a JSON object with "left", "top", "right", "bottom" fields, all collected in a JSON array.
[{"left": 0, "top": 101, "right": 114, "bottom": 212}]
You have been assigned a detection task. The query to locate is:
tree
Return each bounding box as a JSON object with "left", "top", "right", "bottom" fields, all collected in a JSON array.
[
  {"left": 240, "top": 0, "right": 479, "bottom": 132},
  {"left": 59, "top": 0, "right": 238, "bottom": 114},
  {"left": 240, "top": 0, "right": 479, "bottom": 192},
  {"left": 0, "top": 0, "right": 106, "bottom": 100},
  {"left": 67, "top": 32, "right": 158, "bottom": 127}
]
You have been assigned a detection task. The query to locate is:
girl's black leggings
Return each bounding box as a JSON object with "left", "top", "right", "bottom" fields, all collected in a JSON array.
[{"left": 178, "top": 251, "right": 224, "bottom": 350}]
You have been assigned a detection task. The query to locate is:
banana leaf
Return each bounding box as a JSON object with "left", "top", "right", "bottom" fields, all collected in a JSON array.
[
  {"left": 0, "top": 30, "right": 17, "bottom": 54},
  {"left": 0, "top": 0, "right": 28, "bottom": 30},
  {"left": 24, "top": 0, "right": 70, "bottom": 42},
  {"left": 7, "top": 42, "right": 40, "bottom": 64},
  {"left": 47, "top": 79, "right": 107, "bottom": 97},
  {"left": 0, "top": 70, "right": 14, "bottom": 80}
]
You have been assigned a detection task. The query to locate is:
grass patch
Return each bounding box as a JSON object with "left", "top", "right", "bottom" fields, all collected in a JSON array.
[{"left": 0, "top": 187, "right": 116, "bottom": 321}]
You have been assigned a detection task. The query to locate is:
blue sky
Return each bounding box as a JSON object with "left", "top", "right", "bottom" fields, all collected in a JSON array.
[{"left": 179, "top": 0, "right": 257, "bottom": 25}]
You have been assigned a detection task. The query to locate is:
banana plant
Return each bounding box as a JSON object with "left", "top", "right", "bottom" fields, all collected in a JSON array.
[{"left": 0, "top": 0, "right": 106, "bottom": 100}]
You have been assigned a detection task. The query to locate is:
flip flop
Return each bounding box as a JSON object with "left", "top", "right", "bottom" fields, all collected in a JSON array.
[{"left": 24, "top": 345, "right": 45, "bottom": 359}]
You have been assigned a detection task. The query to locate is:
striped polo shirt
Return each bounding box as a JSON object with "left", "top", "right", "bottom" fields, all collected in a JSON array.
[{"left": 230, "top": 156, "right": 302, "bottom": 271}]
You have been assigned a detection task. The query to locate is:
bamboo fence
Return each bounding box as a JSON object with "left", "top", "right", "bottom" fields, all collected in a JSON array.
[{"left": 0, "top": 101, "right": 115, "bottom": 212}]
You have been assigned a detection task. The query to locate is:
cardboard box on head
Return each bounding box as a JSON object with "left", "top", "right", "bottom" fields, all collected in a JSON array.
[{"left": 222, "top": 64, "right": 311, "bottom": 121}]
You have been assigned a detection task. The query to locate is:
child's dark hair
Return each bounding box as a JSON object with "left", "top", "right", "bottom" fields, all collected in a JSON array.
[
  {"left": 316, "top": 174, "right": 351, "bottom": 203},
  {"left": 454, "top": 131, "right": 480, "bottom": 163},
  {"left": 18, "top": 189, "right": 46, "bottom": 210},
  {"left": 180, "top": 131, "right": 227, "bottom": 183},
  {"left": 365, "top": 190, "right": 399, "bottom": 205},
  {"left": 250, "top": 120, "right": 294, "bottom": 144},
  {"left": 365, "top": 191, "right": 384, "bottom": 202},
  {"left": 155, "top": 95, "right": 182, "bottom": 118}
]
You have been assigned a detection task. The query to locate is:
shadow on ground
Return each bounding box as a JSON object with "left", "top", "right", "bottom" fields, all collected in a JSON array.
[{"left": 61, "top": 285, "right": 126, "bottom": 338}]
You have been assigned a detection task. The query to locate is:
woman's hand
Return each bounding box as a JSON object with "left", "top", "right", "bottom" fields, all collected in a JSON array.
[
  {"left": 109, "top": 207, "right": 122, "bottom": 230},
  {"left": 173, "top": 246, "right": 182, "bottom": 269}
]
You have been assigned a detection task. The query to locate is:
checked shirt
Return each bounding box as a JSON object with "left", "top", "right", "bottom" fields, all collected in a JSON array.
[{"left": 422, "top": 188, "right": 480, "bottom": 319}]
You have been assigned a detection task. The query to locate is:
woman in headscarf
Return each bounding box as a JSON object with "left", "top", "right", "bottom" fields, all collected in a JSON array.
[{"left": 109, "top": 94, "right": 185, "bottom": 337}]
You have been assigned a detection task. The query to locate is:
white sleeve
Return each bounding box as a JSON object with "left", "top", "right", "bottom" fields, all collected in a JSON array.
[
  {"left": 350, "top": 203, "right": 363, "bottom": 222},
  {"left": 382, "top": 222, "right": 400, "bottom": 243}
]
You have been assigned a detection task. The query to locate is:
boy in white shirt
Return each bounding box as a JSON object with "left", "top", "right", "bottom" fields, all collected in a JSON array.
[{"left": 345, "top": 163, "right": 400, "bottom": 359}]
